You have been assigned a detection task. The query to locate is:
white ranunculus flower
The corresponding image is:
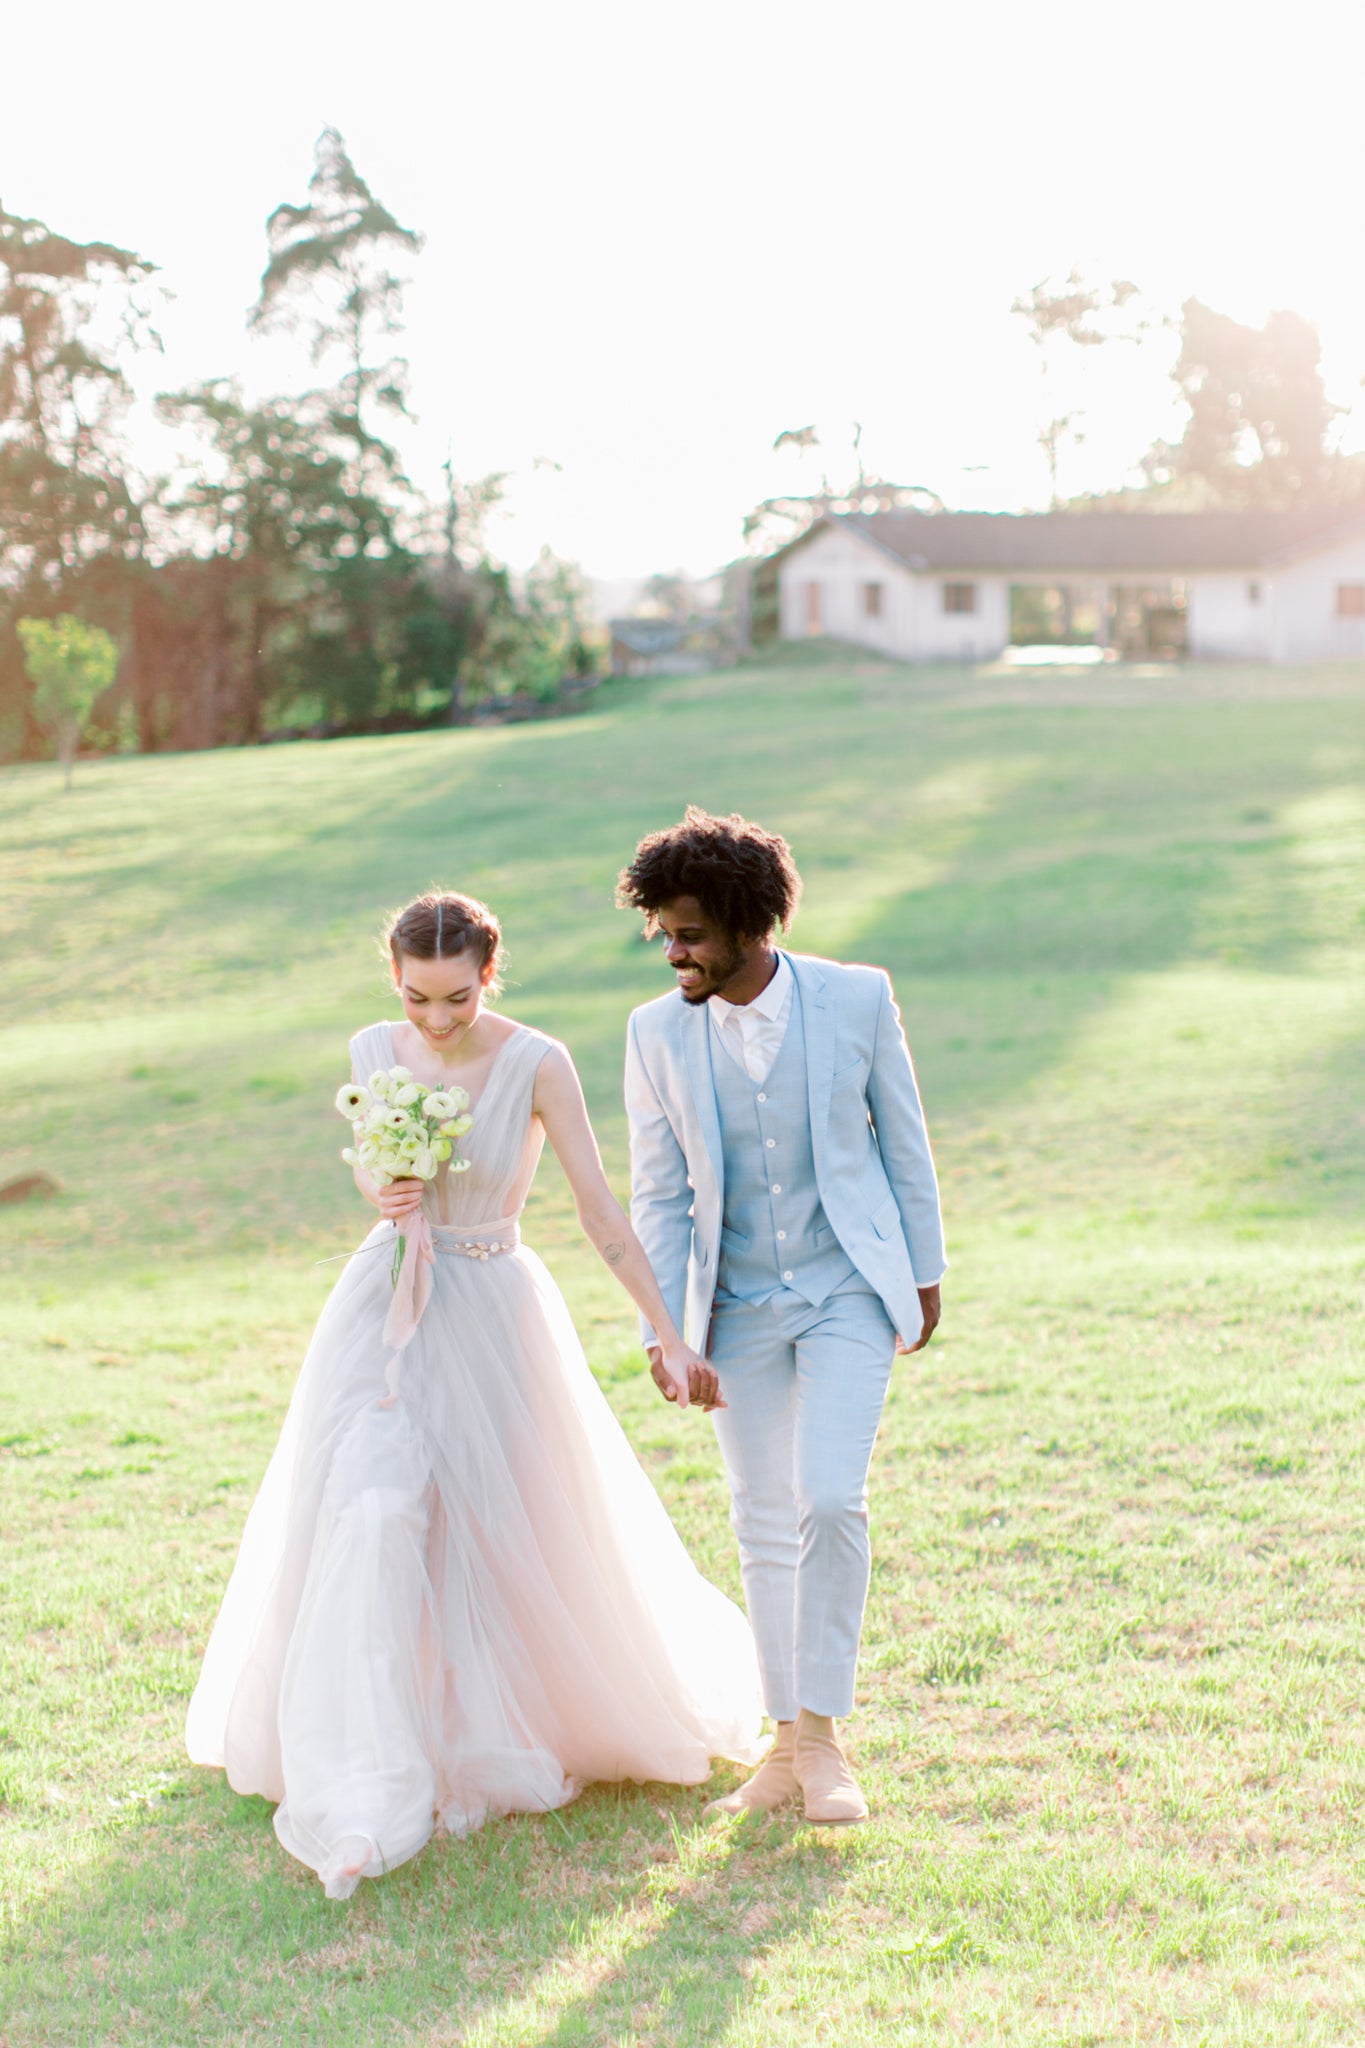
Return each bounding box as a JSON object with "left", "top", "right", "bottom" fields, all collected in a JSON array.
[
  {"left": 335, "top": 1083, "right": 371, "bottom": 1118},
  {"left": 363, "top": 1104, "right": 389, "bottom": 1132},
  {"left": 394, "top": 1082, "right": 421, "bottom": 1107},
  {"left": 424, "top": 1091, "right": 456, "bottom": 1120},
  {"left": 413, "top": 1147, "right": 436, "bottom": 1179},
  {"left": 451, "top": 1156, "right": 472, "bottom": 1174},
  {"left": 450, "top": 1112, "right": 474, "bottom": 1137},
  {"left": 341, "top": 1145, "right": 358, "bottom": 1165},
  {"left": 448, "top": 1085, "right": 471, "bottom": 1112},
  {"left": 368, "top": 1070, "right": 394, "bottom": 1100},
  {"left": 384, "top": 1107, "right": 408, "bottom": 1130},
  {"left": 389, "top": 1065, "right": 413, "bottom": 1086}
]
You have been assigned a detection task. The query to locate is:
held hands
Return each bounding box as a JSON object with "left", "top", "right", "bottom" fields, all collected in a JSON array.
[
  {"left": 377, "top": 1177, "right": 425, "bottom": 1223},
  {"left": 646, "top": 1343, "right": 726, "bottom": 1413},
  {"left": 895, "top": 1283, "right": 942, "bottom": 1356}
]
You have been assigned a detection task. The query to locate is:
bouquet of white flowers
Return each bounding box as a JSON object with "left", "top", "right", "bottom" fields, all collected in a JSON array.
[
  {"left": 336, "top": 1066, "right": 474, "bottom": 1286},
  {"left": 336, "top": 1065, "right": 474, "bottom": 1188}
]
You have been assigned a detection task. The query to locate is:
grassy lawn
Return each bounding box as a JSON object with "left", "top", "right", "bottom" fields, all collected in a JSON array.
[{"left": 2, "top": 644, "right": 1363, "bottom": 2045}]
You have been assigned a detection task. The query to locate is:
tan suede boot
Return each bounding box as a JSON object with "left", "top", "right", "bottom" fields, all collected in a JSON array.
[
  {"left": 705, "top": 1721, "right": 798, "bottom": 1817},
  {"left": 793, "top": 1710, "right": 869, "bottom": 1825}
]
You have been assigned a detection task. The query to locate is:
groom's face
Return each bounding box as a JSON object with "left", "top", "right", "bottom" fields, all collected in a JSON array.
[{"left": 656, "top": 896, "right": 750, "bottom": 1005}]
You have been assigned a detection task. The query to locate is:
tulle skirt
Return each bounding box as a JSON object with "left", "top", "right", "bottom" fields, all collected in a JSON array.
[{"left": 186, "top": 1224, "right": 765, "bottom": 1896}]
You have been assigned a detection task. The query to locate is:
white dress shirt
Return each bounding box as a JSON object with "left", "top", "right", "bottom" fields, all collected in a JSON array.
[{"left": 707, "top": 951, "right": 794, "bottom": 1085}]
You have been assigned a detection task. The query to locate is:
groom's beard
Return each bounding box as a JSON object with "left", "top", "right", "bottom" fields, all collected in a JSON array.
[{"left": 676, "top": 940, "right": 747, "bottom": 1004}]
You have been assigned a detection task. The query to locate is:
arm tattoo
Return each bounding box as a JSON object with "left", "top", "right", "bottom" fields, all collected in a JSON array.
[{"left": 603, "top": 1241, "right": 626, "bottom": 1265}]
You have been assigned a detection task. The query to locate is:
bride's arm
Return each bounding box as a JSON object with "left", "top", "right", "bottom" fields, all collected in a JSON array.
[{"left": 533, "top": 1045, "right": 720, "bottom": 1411}]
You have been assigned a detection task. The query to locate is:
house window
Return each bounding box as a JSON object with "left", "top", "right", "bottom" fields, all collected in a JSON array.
[
  {"left": 943, "top": 582, "right": 976, "bottom": 614},
  {"left": 1337, "top": 582, "right": 1365, "bottom": 618},
  {"left": 863, "top": 581, "right": 883, "bottom": 618},
  {"left": 804, "top": 580, "right": 822, "bottom": 634},
  {"left": 1247, "top": 578, "right": 1261, "bottom": 604}
]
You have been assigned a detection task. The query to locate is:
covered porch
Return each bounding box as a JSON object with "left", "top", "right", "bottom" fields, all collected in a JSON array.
[{"left": 1007, "top": 578, "right": 1189, "bottom": 658}]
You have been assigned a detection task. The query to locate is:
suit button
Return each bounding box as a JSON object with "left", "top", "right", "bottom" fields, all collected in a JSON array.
[
  {"left": 771, "top": 1184, "right": 782, "bottom": 1194},
  {"left": 757, "top": 1092, "right": 767, "bottom": 1102},
  {"left": 776, "top": 1230, "right": 787, "bottom": 1241},
  {"left": 765, "top": 1138, "right": 776, "bottom": 1149},
  {"left": 782, "top": 1270, "right": 794, "bottom": 1282}
]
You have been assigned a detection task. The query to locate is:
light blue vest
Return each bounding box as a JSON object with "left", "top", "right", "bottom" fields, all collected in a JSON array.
[{"left": 712, "top": 989, "right": 857, "bottom": 1307}]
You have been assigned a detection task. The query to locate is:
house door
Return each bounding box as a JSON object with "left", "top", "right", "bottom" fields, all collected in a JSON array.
[{"left": 804, "top": 581, "right": 822, "bottom": 635}]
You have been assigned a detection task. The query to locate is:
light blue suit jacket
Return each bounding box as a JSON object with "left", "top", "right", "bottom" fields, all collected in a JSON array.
[{"left": 624, "top": 952, "right": 946, "bottom": 1350}]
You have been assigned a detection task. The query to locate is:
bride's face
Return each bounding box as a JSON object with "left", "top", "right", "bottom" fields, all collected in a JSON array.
[{"left": 394, "top": 948, "right": 488, "bottom": 1049}]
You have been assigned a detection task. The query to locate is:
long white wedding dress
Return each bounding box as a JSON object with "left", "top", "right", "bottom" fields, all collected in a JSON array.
[{"left": 187, "top": 1020, "right": 764, "bottom": 1897}]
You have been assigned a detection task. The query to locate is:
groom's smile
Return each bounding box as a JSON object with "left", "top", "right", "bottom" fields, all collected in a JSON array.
[{"left": 656, "top": 896, "right": 775, "bottom": 1008}]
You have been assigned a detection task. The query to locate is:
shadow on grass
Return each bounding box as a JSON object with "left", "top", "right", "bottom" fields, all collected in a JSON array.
[
  {"left": 5, "top": 1769, "right": 844, "bottom": 2047},
  {"left": 6, "top": 649, "right": 1361, "bottom": 1296},
  {"left": 524, "top": 1805, "right": 844, "bottom": 2048}
]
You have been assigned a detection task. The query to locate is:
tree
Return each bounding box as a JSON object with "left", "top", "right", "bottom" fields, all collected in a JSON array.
[
  {"left": 525, "top": 549, "right": 595, "bottom": 680},
  {"left": 744, "top": 415, "right": 946, "bottom": 553},
  {"left": 0, "top": 204, "right": 157, "bottom": 758},
  {"left": 249, "top": 128, "right": 423, "bottom": 536},
  {"left": 454, "top": 551, "right": 595, "bottom": 709},
  {"left": 1012, "top": 270, "right": 1144, "bottom": 506},
  {"left": 0, "top": 203, "right": 157, "bottom": 589},
  {"left": 238, "top": 132, "right": 441, "bottom": 727},
  {"left": 16, "top": 614, "right": 118, "bottom": 786},
  {"left": 1145, "top": 300, "right": 1340, "bottom": 506},
  {"left": 152, "top": 379, "right": 369, "bottom": 743},
  {"left": 641, "top": 571, "right": 698, "bottom": 621},
  {"left": 743, "top": 477, "right": 944, "bottom": 557}
]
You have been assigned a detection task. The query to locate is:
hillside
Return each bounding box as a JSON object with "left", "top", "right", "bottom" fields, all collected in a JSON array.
[{"left": 2, "top": 648, "right": 1364, "bottom": 2045}]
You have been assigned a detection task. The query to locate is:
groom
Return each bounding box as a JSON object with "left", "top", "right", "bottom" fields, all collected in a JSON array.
[{"left": 617, "top": 807, "right": 945, "bottom": 1825}]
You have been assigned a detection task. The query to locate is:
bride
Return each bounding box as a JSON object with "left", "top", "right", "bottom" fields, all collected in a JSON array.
[{"left": 186, "top": 890, "right": 763, "bottom": 1897}]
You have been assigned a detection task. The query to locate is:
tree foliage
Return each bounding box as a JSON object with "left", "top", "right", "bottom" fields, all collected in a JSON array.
[
  {"left": 0, "top": 202, "right": 157, "bottom": 588},
  {"left": 743, "top": 416, "right": 945, "bottom": 554},
  {"left": 250, "top": 127, "right": 422, "bottom": 524},
  {"left": 145, "top": 380, "right": 364, "bottom": 742},
  {"left": 0, "top": 204, "right": 158, "bottom": 754},
  {"left": 1011, "top": 270, "right": 1146, "bottom": 508},
  {"left": 0, "top": 134, "right": 603, "bottom": 761},
  {"left": 16, "top": 612, "right": 118, "bottom": 784},
  {"left": 1145, "top": 300, "right": 1342, "bottom": 506}
]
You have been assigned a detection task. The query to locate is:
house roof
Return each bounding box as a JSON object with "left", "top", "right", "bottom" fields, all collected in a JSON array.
[
  {"left": 609, "top": 617, "right": 693, "bottom": 656},
  {"left": 790, "top": 507, "right": 1365, "bottom": 576}
]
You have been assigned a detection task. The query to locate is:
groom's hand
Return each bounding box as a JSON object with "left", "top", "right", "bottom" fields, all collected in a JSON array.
[
  {"left": 647, "top": 1344, "right": 724, "bottom": 1411},
  {"left": 896, "top": 1284, "right": 942, "bottom": 1355}
]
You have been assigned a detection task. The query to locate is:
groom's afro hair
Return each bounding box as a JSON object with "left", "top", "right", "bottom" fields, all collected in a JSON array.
[{"left": 616, "top": 806, "right": 803, "bottom": 939}]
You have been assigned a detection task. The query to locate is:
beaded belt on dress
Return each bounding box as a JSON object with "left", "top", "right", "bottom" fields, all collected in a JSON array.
[{"left": 432, "top": 1217, "right": 521, "bottom": 1261}]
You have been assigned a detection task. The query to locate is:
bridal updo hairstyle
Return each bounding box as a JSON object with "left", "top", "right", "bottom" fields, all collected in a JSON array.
[
  {"left": 385, "top": 891, "right": 505, "bottom": 996},
  {"left": 616, "top": 805, "right": 802, "bottom": 940}
]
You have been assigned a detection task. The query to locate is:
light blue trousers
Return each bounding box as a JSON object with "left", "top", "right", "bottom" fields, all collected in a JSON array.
[{"left": 708, "top": 1279, "right": 896, "bottom": 1721}]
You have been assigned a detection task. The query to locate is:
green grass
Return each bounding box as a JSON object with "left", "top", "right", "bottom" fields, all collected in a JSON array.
[{"left": 2, "top": 645, "right": 1364, "bottom": 2045}]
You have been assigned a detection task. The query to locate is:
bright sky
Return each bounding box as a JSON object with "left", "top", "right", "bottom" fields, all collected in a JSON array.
[{"left": 7, "top": 0, "right": 1364, "bottom": 580}]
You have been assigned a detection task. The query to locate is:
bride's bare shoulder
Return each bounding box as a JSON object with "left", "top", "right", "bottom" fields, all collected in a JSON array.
[
  {"left": 349, "top": 1018, "right": 395, "bottom": 1059},
  {"left": 497, "top": 1015, "right": 568, "bottom": 1055},
  {"left": 523, "top": 1033, "right": 580, "bottom": 1105}
]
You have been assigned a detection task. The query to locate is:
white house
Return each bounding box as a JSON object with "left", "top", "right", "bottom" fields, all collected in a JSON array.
[{"left": 766, "top": 508, "right": 1365, "bottom": 664}]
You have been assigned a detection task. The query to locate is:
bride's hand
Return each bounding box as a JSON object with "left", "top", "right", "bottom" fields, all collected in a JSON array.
[
  {"left": 648, "top": 1344, "right": 726, "bottom": 1413},
  {"left": 377, "top": 1177, "right": 425, "bottom": 1222}
]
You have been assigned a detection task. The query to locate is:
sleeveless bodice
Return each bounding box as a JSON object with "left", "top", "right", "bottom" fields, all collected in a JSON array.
[{"left": 348, "top": 1020, "right": 554, "bottom": 1229}]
